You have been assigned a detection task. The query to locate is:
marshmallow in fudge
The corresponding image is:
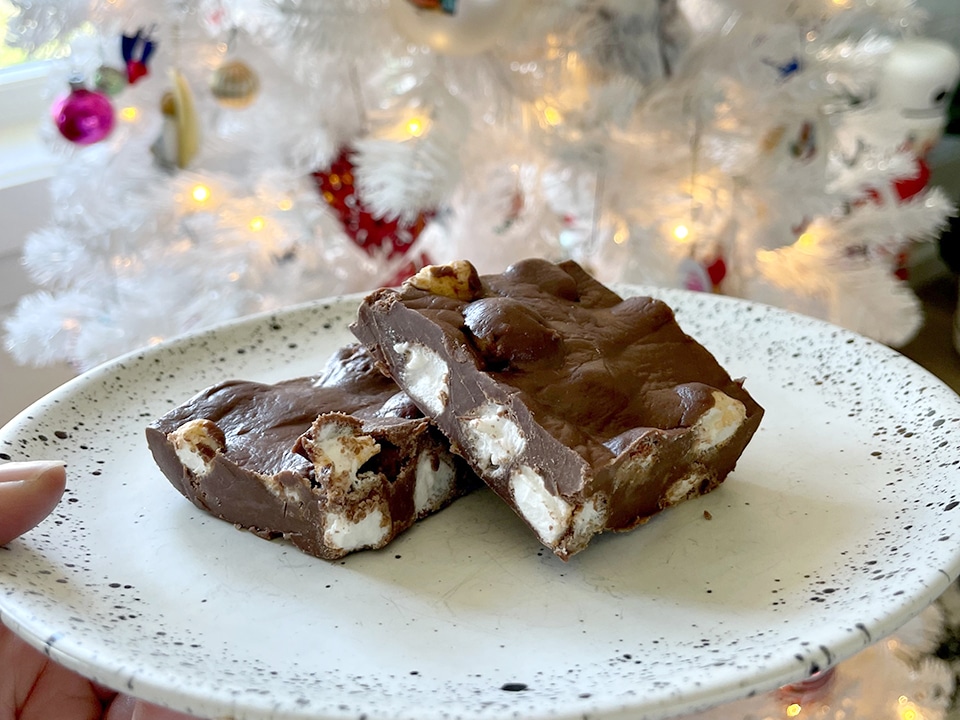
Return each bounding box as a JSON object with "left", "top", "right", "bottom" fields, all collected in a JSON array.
[
  {"left": 146, "top": 344, "right": 478, "bottom": 560},
  {"left": 351, "top": 258, "right": 764, "bottom": 559}
]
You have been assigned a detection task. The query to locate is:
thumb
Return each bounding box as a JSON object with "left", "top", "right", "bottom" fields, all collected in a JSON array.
[
  {"left": 132, "top": 699, "right": 206, "bottom": 720},
  {"left": 0, "top": 461, "right": 67, "bottom": 545},
  {"left": 105, "top": 694, "right": 206, "bottom": 720}
]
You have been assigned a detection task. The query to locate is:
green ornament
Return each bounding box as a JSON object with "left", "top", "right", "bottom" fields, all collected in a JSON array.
[{"left": 94, "top": 66, "right": 127, "bottom": 97}]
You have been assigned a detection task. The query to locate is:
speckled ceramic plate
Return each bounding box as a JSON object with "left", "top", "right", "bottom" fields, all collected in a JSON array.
[{"left": 1, "top": 288, "right": 960, "bottom": 720}]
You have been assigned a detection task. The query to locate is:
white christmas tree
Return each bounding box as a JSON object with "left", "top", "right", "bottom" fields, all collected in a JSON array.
[{"left": 3, "top": 0, "right": 958, "bottom": 371}]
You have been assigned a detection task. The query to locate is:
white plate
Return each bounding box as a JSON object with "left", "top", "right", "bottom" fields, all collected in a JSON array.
[{"left": 1, "top": 288, "right": 960, "bottom": 720}]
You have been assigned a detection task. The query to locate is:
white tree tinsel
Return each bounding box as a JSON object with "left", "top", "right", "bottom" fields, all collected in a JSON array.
[{"left": 3, "top": 0, "right": 957, "bottom": 371}]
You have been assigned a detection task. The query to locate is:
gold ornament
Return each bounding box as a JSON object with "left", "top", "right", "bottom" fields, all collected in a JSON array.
[{"left": 210, "top": 59, "right": 260, "bottom": 109}]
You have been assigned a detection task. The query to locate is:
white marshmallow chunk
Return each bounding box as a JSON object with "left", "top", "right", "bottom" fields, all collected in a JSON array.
[
  {"left": 414, "top": 450, "right": 456, "bottom": 515},
  {"left": 693, "top": 391, "right": 746, "bottom": 451},
  {"left": 509, "top": 465, "right": 572, "bottom": 546},
  {"left": 394, "top": 342, "right": 449, "bottom": 416},
  {"left": 309, "top": 421, "right": 380, "bottom": 482},
  {"left": 323, "top": 509, "right": 388, "bottom": 551},
  {"left": 463, "top": 402, "right": 526, "bottom": 473}
]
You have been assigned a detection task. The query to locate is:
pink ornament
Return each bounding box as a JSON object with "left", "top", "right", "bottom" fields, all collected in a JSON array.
[{"left": 52, "top": 85, "right": 115, "bottom": 145}]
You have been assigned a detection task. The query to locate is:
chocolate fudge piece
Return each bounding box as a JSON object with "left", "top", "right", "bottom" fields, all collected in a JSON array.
[
  {"left": 146, "top": 344, "right": 478, "bottom": 560},
  {"left": 351, "top": 259, "right": 764, "bottom": 559}
]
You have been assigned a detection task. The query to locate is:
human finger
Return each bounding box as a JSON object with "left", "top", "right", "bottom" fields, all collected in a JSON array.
[
  {"left": 132, "top": 700, "right": 205, "bottom": 720},
  {"left": 0, "top": 461, "right": 67, "bottom": 545},
  {"left": 0, "top": 621, "right": 104, "bottom": 720},
  {"left": 105, "top": 693, "right": 207, "bottom": 719}
]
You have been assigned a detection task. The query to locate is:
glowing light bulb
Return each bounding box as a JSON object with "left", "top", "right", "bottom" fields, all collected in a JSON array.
[
  {"left": 900, "top": 707, "right": 920, "bottom": 720},
  {"left": 786, "top": 703, "right": 802, "bottom": 717},
  {"left": 613, "top": 228, "right": 629, "bottom": 245},
  {"left": 543, "top": 106, "right": 562, "bottom": 126},
  {"left": 119, "top": 106, "right": 139, "bottom": 121},
  {"left": 191, "top": 185, "right": 211, "bottom": 203},
  {"left": 673, "top": 224, "right": 690, "bottom": 241},
  {"left": 407, "top": 117, "right": 427, "bottom": 137},
  {"left": 249, "top": 216, "right": 266, "bottom": 232},
  {"left": 797, "top": 232, "right": 814, "bottom": 248},
  {"left": 278, "top": 197, "right": 293, "bottom": 211}
]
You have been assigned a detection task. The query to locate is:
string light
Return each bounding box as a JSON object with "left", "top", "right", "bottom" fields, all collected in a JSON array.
[
  {"left": 277, "top": 197, "right": 293, "bottom": 211},
  {"left": 191, "top": 184, "right": 211, "bottom": 204},
  {"left": 673, "top": 224, "right": 690, "bottom": 241},
  {"left": 900, "top": 705, "right": 921, "bottom": 720},
  {"left": 119, "top": 106, "right": 138, "bottom": 121},
  {"left": 406, "top": 116, "right": 427, "bottom": 137},
  {"left": 248, "top": 216, "right": 266, "bottom": 232},
  {"left": 542, "top": 106, "right": 562, "bottom": 126},
  {"left": 786, "top": 703, "right": 802, "bottom": 717}
]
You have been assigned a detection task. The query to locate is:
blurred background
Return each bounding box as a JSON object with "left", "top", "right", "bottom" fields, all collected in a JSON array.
[{"left": 0, "top": 0, "right": 958, "bottom": 406}]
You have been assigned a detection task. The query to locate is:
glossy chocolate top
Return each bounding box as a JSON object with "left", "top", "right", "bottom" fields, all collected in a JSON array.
[
  {"left": 361, "top": 259, "right": 761, "bottom": 469},
  {"left": 150, "top": 344, "right": 420, "bottom": 476}
]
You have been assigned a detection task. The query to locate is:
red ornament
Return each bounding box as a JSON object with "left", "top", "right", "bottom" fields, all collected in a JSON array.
[
  {"left": 311, "top": 148, "right": 435, "bottom": 284},
  {"left": 121, "top": 28, "right": 156, "bottom": 85},
  {"left": 126, "top": 60, "right": 149, "bottom": 85},
  {"left": 860, "top": 156, "right": 931, "bottom": 206},
  {"left": 705, "top": 256, "right": 727, "bottom": 287},
  {"left": 893, "top": 157, "right": 930, "bottom": 202},
  {"left": 679, "top": 255, "right": 726, "bottom": 292}
]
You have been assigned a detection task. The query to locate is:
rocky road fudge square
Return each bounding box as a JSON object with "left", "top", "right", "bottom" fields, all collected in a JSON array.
[
  {"left": 351, "top": 258, "right": 764, "bottom": 560},
  {"left": 146, "top": 343, "right": 478, "bottom": 560}
]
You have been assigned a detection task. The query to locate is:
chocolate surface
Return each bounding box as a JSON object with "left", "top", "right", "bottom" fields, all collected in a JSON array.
[
  {"left": 146, "top": 344, "right": 477, "bottom": 559},
  {"left": 351, "top": 258, "right": 765, "bottom": 558}
]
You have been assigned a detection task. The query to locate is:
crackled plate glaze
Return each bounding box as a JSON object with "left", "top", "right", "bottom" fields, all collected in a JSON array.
[{"left": 1, "top": 289, "right": 959, "bottom": 720}]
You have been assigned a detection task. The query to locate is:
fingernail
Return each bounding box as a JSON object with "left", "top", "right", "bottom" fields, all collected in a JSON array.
[{"left": 0, "top": 461, "right": 67, "bottom": 483}]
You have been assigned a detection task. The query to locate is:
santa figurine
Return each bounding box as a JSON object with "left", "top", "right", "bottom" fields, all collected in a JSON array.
[
  {"left": 865, "top": 38, "right": 960, "bottom": 207},
  {"left": 836, "top": 37, "right": 960, "bottom": 284}
]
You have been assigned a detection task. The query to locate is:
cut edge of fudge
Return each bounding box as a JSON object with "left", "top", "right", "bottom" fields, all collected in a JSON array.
[
  {"left": 145, "top": 344, "right": 478, "bottom": 561},
  {"left": 350, "top": 259, "right": 764, "bottom": 560}
]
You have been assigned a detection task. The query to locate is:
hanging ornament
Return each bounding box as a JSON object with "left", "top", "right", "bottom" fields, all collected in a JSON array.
[
  {"left": 51, "top": 80, "right": 115, "bottom": 145},
  {"left": 122, "top": 27, "right": 157, "bottom": 85},
  {"left": 151, "top": 69, "right": 200, "bottom": 170},
  {"left": 405, "top": 0, "right": 458, "bottom": 12},
  {"left": 94, "top": 65, "right": 127, "bottom": 97},
  {"left": 581, "top": 0, "right": 691, "bottom": 83},
  {"left": 679, "top": 255, "right": 726, "bottom": 293},
  {"left": 210, "top": 59, "right": 260, "bottom": 109},
  {"left": 311, "top": 147, "right": 436, "bottom": 282},
  {"left": 388, "top": 0, "right": 521, "bottom": 56}
]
